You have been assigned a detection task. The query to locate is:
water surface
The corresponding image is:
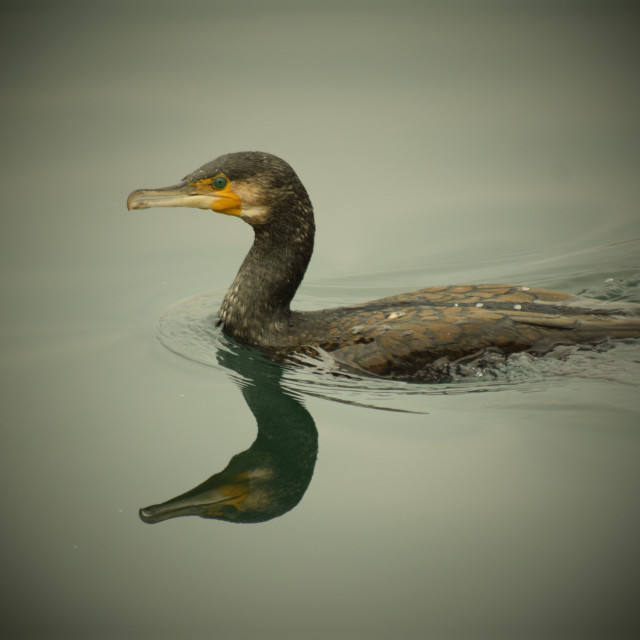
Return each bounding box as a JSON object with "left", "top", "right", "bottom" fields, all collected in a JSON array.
[{"left": 2, "top": 2, "right": 639, "bottom": 638}]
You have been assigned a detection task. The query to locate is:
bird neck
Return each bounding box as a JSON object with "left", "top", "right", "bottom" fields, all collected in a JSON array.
[{"left": 219, "top": 203, "right": 315, "bottom": 345}]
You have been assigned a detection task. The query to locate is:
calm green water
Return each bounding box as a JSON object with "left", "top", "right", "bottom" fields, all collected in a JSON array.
[{"left": 2, "top": 2, "right": 639, "bottom": 638}]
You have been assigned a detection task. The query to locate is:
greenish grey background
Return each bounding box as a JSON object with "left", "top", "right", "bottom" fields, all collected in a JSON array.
[{"left": 1, "top": 1, "right": 639, "bottom": 638}]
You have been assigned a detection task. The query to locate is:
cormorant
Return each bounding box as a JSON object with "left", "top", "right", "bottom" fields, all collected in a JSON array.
[{"left": 127, "top": 151, "right": 640, "bottom": 380}]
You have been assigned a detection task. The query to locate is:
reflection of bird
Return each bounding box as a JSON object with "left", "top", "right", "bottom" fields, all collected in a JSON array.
[
  {"left": 140, "top": 345, "right": 318, "bottom": 524},
  {"left": 128, "top": 151, "right": 640, "bottom": 379}
]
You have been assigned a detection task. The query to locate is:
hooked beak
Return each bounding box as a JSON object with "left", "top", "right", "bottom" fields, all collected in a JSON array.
[
  {"left": 127, "top": 181, "right": 222, "bottom": 211},
  {"left": 139, "top": 473, "right": 251, "bottom": 523},
  {"left": 127, "top": 179, "right": 243, "bottom": 216}
]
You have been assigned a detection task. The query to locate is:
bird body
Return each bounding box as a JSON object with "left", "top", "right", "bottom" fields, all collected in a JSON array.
[
  {"left": 127, "top": 151, "right": 640, "bottom": 380},
  {"left": 253, "top": 284, "right": 640, "bottom": 379}
]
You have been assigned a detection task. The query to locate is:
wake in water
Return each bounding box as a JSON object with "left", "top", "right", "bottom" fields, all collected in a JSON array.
[{"left": 156, "top": 272, "right": 639, "bottom": 411}]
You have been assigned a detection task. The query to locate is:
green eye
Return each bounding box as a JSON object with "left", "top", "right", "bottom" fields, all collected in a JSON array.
[
  {"left": 213, "top": 175, "right": 228, "bottom": 189},
  {"left": 221, "top": 504, "right": 239, "bottom": 519}
]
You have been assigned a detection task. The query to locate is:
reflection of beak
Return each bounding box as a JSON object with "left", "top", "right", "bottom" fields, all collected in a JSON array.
[
  {"left": 139, "top": 474, "right": 250, "bottom": 523},
  {"left": 127, "top": 181, "right": 241, "bottom": 213}
]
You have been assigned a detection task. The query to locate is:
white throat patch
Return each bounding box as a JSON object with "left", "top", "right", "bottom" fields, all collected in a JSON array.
[{"left": 231, "top": 180, "right": 270, "bottom": 224}]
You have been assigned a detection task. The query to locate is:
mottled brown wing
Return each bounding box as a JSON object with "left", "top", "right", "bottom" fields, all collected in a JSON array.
[{"left": 296, "top": 284, "right": 640, "bottom": 378}]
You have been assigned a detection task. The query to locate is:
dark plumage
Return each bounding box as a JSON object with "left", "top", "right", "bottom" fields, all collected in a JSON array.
[{"left": 127, "top": 151, "right": 640, "bottom": 380}]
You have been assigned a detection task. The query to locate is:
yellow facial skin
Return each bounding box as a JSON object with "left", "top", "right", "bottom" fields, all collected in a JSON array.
[
  {"left": 189, "top": 174, "right": 243, "bottom": 217},
  {"left": 202, "top": 472, "right": 251, "bottom": 520}
]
